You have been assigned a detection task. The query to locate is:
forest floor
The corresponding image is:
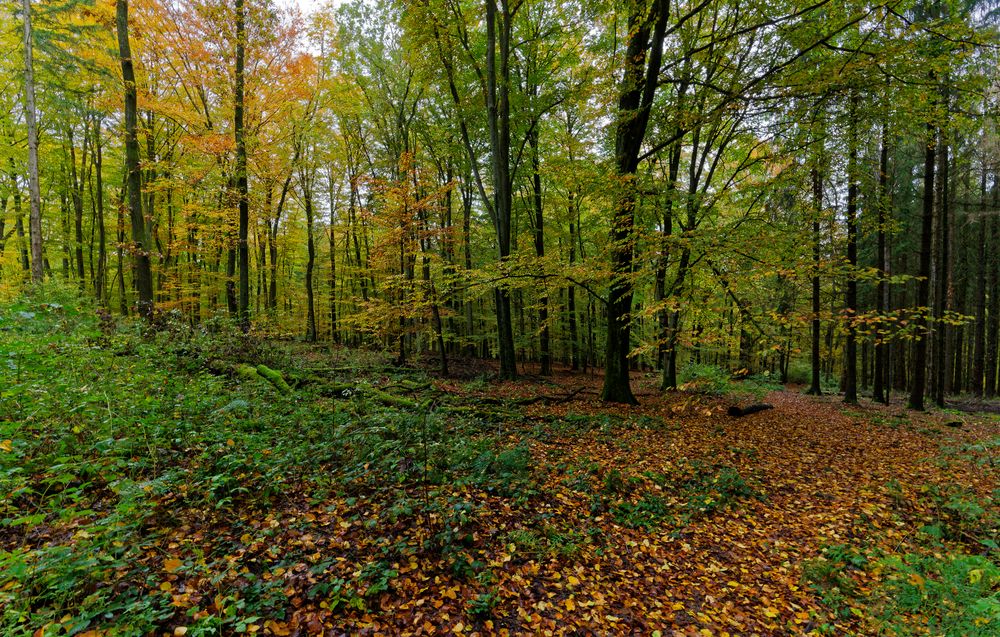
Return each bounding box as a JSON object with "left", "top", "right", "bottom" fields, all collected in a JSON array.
[{"left": 1, "top": 291, "right": 998, "bottom": 636}]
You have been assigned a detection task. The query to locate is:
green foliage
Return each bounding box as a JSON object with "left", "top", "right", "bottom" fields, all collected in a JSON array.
[
  {"left": 913, "top": 483, "right": 998, "bottom": 550},
  {"left": 678, "top": 363, "right": 733, "bottom": 395},
  {"left": 609, "top": 461, "right": 761, "bottom": 530},
  {"left": 504, "top": 525, "right": 586, "bottom": 561},
  {"left": 677, "top": 363, "right": 782, "bottom": 400},
  {"left": 875, "top": 554, "right": 1000, "bottom": 636},
  {"left": 0, "top": 289, "right": 536, "bottom": 633}
]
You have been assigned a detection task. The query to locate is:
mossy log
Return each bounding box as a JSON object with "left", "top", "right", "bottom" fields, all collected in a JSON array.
[{"left": 255, "top": 364, "right": 292, "bottom": 394}]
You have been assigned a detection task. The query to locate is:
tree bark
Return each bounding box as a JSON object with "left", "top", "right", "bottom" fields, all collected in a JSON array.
[
  {"left": 302, "top": 173, "right": 316, "bottom": 342},
  {"left": 94, "top": 119, "right": 107, "bottom": 303},
  {"left": 528, "top": 128, "right": 550, "bottom": 375},
  {"left": 843, "top": 93, "right": 858, "bottom": 404},
  {"left": 909, "top": 121, "right": 936, "bottom": 411},
  {"left": 22, "top": 0, "right": 44, "bottom": 283},
  {"left": 484, "top": 0, "right": 517, "bottom": 380},
  {"left": 932, "top": 123, "right": 950, "bottom": 407},
  {"left": 601, "top": 0, "right": 668, "bottom": 404},
  {"left": 116, "top": 0, "right": 154, "bottom": 317},
  {"left": 808, "top": 165, "right": 823, "bottom": 395},
  {"left": 235, "top": 0, "right": 250, "bottom": 329},
  {"left": 971, "top": 170, "right": 987, "bottom": 395},
  {"left": 873, "top": 119, "right": 890, "bottom": 403}
]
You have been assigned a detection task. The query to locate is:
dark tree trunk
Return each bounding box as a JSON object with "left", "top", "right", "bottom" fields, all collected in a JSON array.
[
  {"left": 808, "top": 166, "right": 823, "bottom": 395},
  {"left": 986, "top": 197, "right": 1000, "bottom": 398},
  {"left": 601, "top": 0, "right": 668, "bottom": 404},
  {"left": 235, "top": 0, "right": 250, "bottom": 329},
  {"left": 657, "top": 140, "right": 682, "bottom": 390},
  {"left": 909, "top": 122, "right": 936, "bottom": 411},
  {"left": 484, "top": 0, "right": 517, "bottom": 380},
  {"left": 68, "top": 127, "right": 87, "bottom": 287},
  {"left": 7, "top": 157, "right": 30, "bottom": 275},
  {"left": 568, "top": 217, "right": 579, "bottom": 370},
  {"left": 972, "top": 171, "right": 987, "bottom": 395},
  {"left": 116, "top": 0, "right": 154, "bottom": 317},
  {"left": 528, "top": 129, "right": 551, "bottom": 375},
  {"left": 843, "top": 93, "right": 859, "bottom": 404},
  {"left": 328, "top": 171, "right": 339, "bottom": 343},
  {"left": 873, "top": 120, "right": 890, "bottom": 403},
  {"left": 933, "top": 127, "right": 950, "bottom": 407},
  {"left": 303, "top": 174, "right": 316, "bottom": 342},
  {"left": 94, "top": 119, "right": 107, "bottom": 303},
  {"left": 22, "top": 0, "right": 44, "bottom": 283},
  {"left": 462, "top": 180, "right": 475, "bottom": 355}
]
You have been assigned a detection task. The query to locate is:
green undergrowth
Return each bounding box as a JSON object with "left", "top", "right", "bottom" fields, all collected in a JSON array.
[
  {"left": 802, "top": 477, "right": 999, "bottom": 635},
  {"left": 677, "top": 363, "right": 783, "bottom": 400},
  {"left": 0, "top": 286, "right": 534, "bottom": 635}
]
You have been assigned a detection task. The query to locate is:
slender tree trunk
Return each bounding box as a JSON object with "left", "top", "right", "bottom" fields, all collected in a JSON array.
[
  {"left": 657, "top": 141, "right": 682, "bottom": 390},
  {"left": 303, "top": 174, "right": 316, "bottom": 342},
  {"left": 972, "top": 170, "right": 987, "bottom": 395},
  {"left": 985, "top": 190, "right": 1000, "bottom": 398},
  {"left": 873, "top": 120, "right": 890, "bottom": 403},
  {"left": 909, "top": 121, "right": 936, "bottom": 411},
  {"left": 94, "top": 119, "right": 107, "bottom": 303},
  {"left": 116, "top": 0, "right": 154, "bottom": 317},
  {"left": 567, "top": 218, "right": 579, "bottom": 370},
  {"left": 235, "top": 0, "right": 250, "bottom": 329},
  {"left": 462, "top": 181, "right": 475, "bottom": 355},
  {"left": 8, "top": 158, "right": 30, "bottom": 275},
  {"left": 68, "top": 127, "right": 87, "bottom": 287},
  {"left": 843, "top": 93, "right": 859, "bottom": 404},
  {"left": 528, "top": 129, "right": 550, "bottom": 375},
  {"left": 328, "top": 172, "right": 339, "bottom": 343},
  {"left": 22, "top": 0, "right": 43, "bottom": 282},
  {"left": 933, "top": 125, "right": 950, "bottom": 407},
  {"left": 808, "top": 166, "right": 823, "bottom": 395}
]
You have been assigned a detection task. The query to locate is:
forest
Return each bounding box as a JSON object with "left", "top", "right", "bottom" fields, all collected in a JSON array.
[{"left": 1, "top": 0, "right": 999, "bottom": 634}]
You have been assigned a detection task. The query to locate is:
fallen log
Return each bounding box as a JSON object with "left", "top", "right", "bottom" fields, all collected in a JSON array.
[
  {"left": 255, "top": 364, "right": 292, "bottom": 394},
  {"left": 727, "top": 403, "right": 773, "bottom": 417}
]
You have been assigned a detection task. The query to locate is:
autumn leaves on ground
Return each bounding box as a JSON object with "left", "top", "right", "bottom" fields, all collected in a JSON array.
[{"left": 1, "top": 294, "right": 998, "bottom": 636}]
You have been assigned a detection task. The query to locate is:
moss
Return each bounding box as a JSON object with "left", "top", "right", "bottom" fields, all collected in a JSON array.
[{"left": 255, "top": 364, "right": 292, "bottom": 394}]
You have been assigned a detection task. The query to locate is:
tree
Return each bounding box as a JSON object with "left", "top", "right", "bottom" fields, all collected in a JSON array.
[
  {"left": 116, "top": 0, "right": 153, "bottom": 317},
  {"left": 21, "top": 0, "right": 43, "bottom": 282},
  {"left": 600, "top": 0, "right": 668, "bottom": 404},
  {"left": 235, "top": 0, "right": 250, "bottom": 329}
]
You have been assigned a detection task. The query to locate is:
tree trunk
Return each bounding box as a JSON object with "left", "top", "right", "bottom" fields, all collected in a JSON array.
[
  {"left": 22, "top": 0, "right": 44, "bottom": 283},
  {"left": 601, "top": 0, "right": 668, "bottom": 404},
  {"left": 568, "top": 219, "right": 579, "bottom": 370},
  {"left": 303, "top": 175, "right": 316, "bottom": 342},
  {"left": 116, "top": 0, "right": 154, "bottom": 317},
  {"left": 528, "top": 128, "right": 550, "bottom": 375},
  {"left": 484, "top": 0, "right": 517, "bottom": 380},
  {"left": 972, "top": 170, "right": 987, "bottom": 395},
  {"left": 933, "top": 123, "right": 950, "bottom": 407},
  {"left": 68, "top": 126, "right": 87, "bottom": 287},
  {"left": 235, "top": 0, "right": 250, "bottom": 329},
  {"left": 873, "top": 119, "right": 890, "bottom": 403},
  {"left": 94, "top": 119, "right": 107, "bottom": 303},
  {"left": 7, "top": 157, "right": 30, "bottom": 275},
  {"left": 328, "top": 170, "right": 339, "bottom": 343},
  {"left": 985, "top": 193, "right": 1000, "bottom": 398},
  {"left": 843, "top": 93, "right": 858, "bottom": 404},
  {"left": 909, "top": 121, "right": 936, "bottom": 411},
  {"left": 808, "top": 165, "right": 823, "bottom": 395}
]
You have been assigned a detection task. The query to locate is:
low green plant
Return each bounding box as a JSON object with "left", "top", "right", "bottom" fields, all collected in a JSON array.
[
  {"left": 875, "top": 553, "right": 1000, "bottom": 636},
  {"left": 677, "top": 363, "right": 733, "bottom": 395}
]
